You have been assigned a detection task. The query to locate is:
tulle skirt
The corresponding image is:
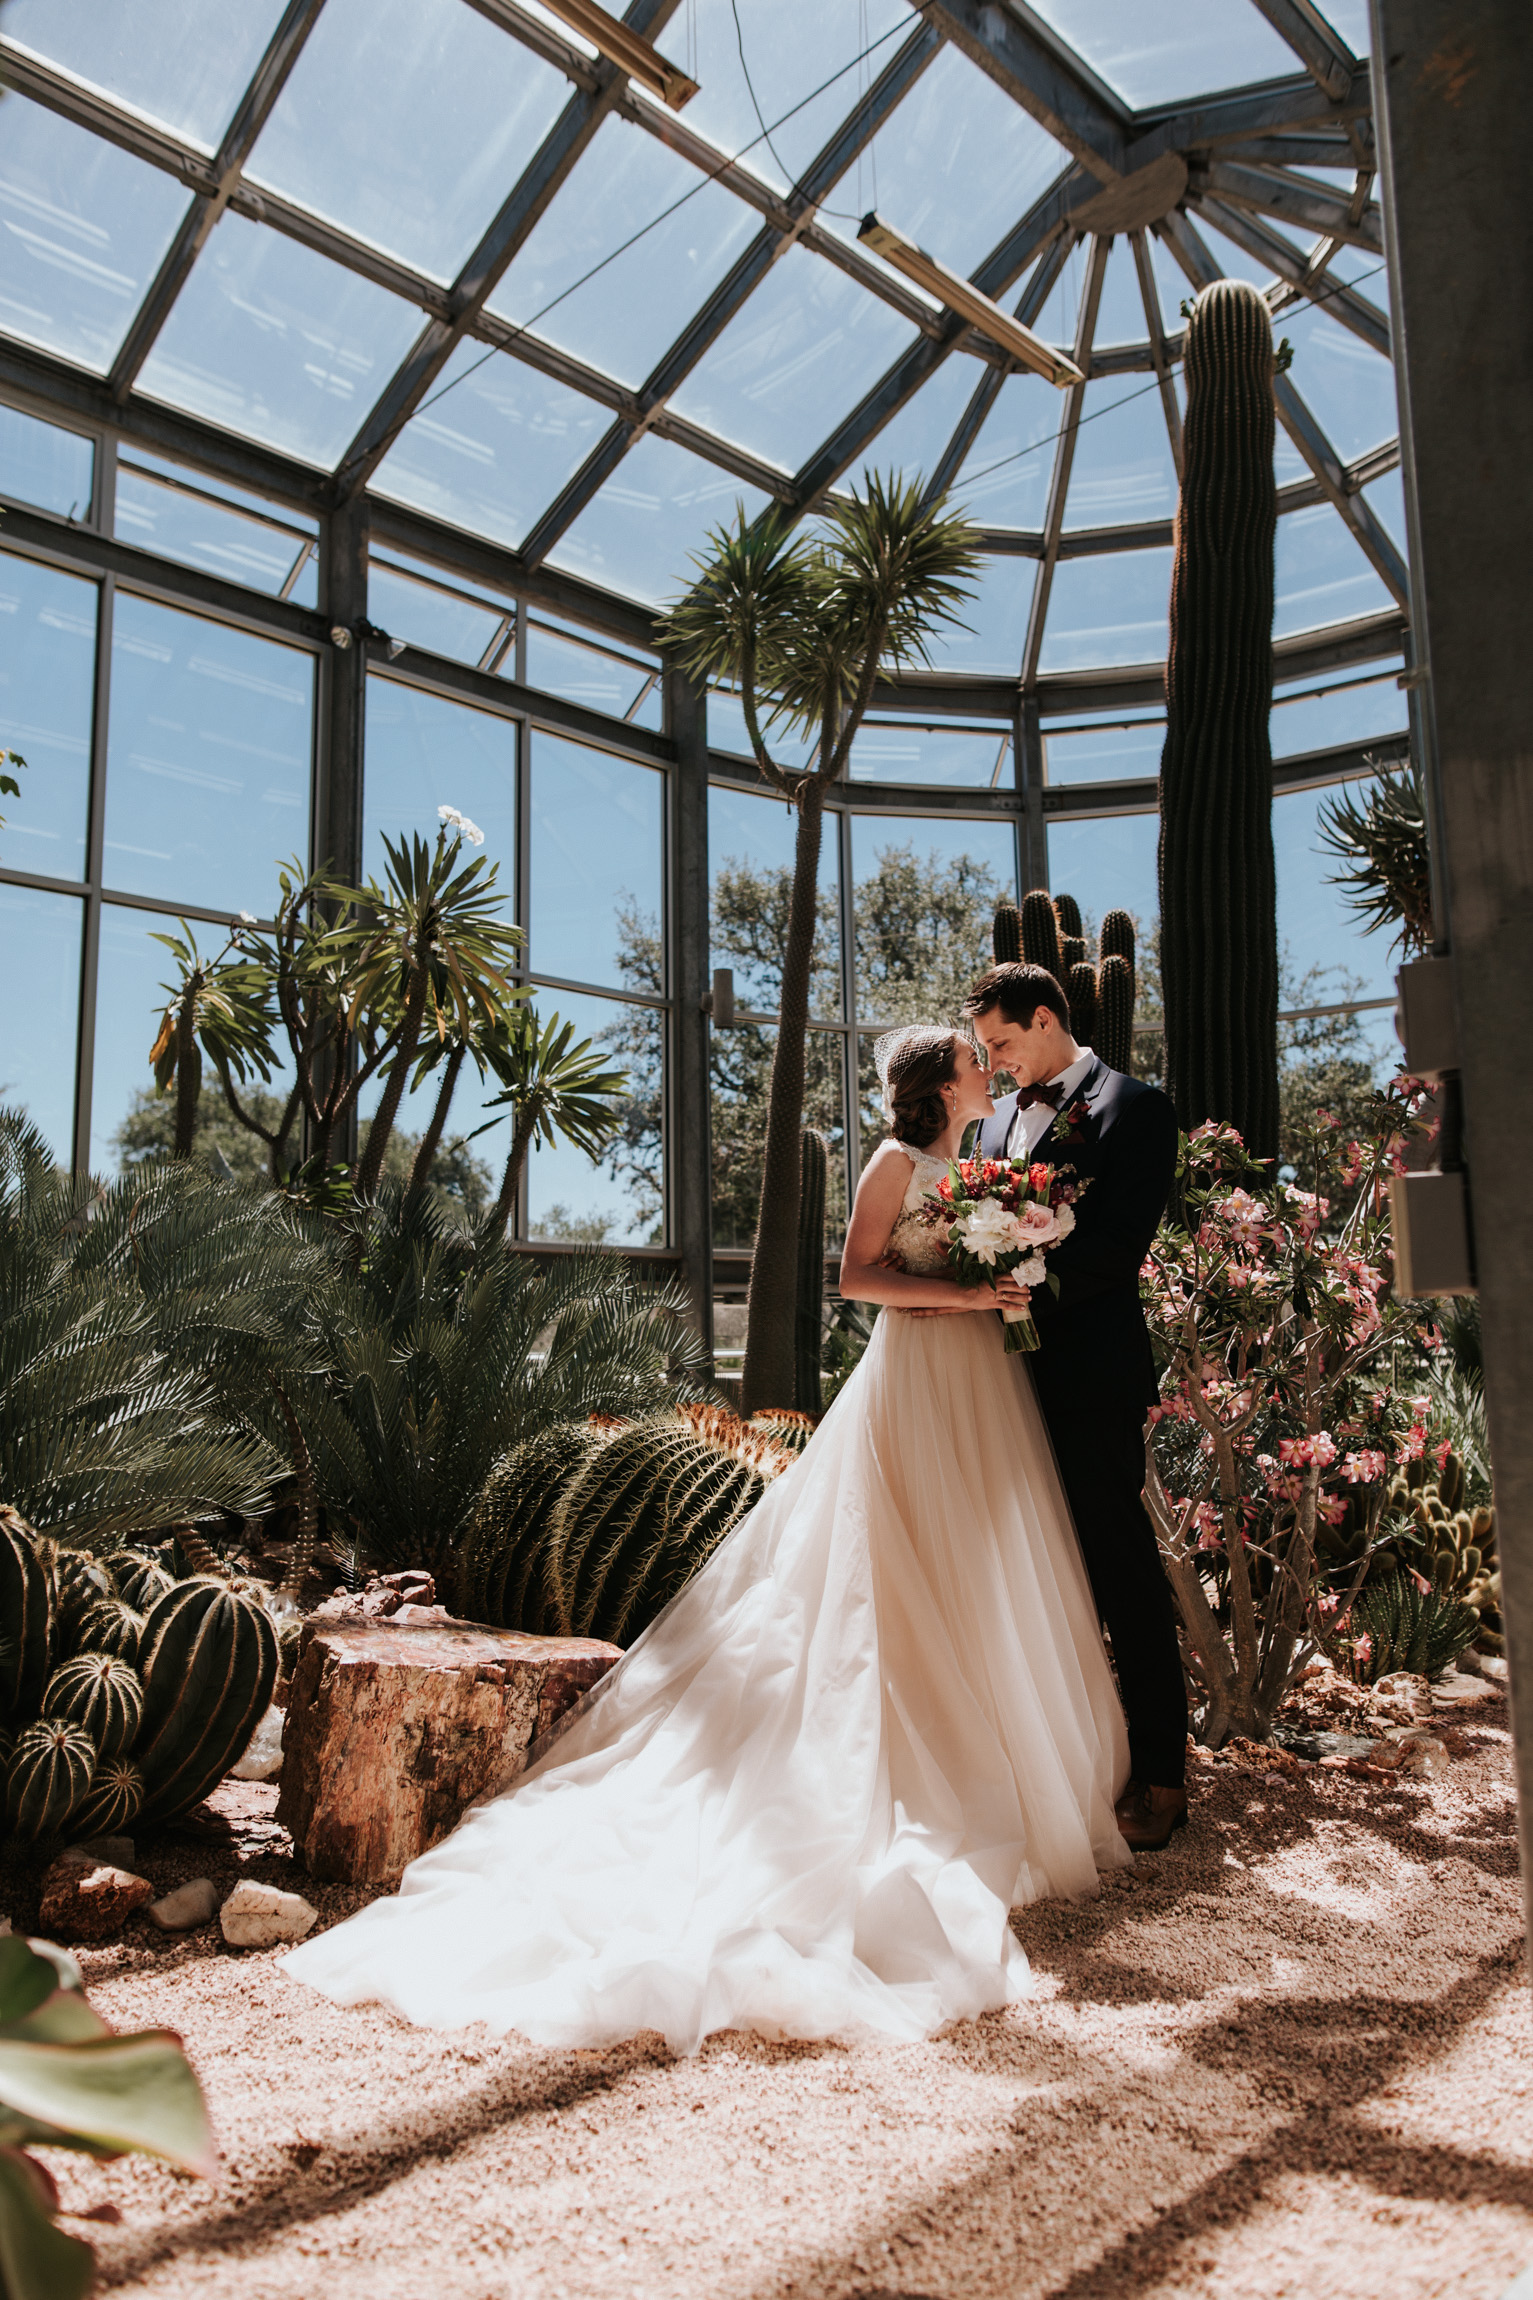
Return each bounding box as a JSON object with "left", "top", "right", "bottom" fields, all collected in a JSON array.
[{"left": 282, "top": 1307, "right": 1130, "bottom": 2054}]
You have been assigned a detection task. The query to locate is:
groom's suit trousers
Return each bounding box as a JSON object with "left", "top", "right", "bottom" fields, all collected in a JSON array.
[{"left": 1043, "top": 1402, "right": 1189, "bottom": 1789}]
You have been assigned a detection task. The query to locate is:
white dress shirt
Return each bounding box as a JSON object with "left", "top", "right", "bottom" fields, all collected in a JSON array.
[{"left": 1005, "top": 1046, "right": 1097, "bottom": 1161}]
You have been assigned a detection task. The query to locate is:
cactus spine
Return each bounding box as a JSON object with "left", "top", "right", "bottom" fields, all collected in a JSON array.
[
  {"left": 69, "top": 1598, "right": 145, "bottom": 1664},
  {"left": 463, "top": 1421, "right": 611, "bottom": 1629},
  {"left": 1158, "top": 278, "right": 1280, "bottom": 1159},
  {"left": 0, "top": 1513, "right": 54, "bottom": 1722},
  {"left": 1095, "top": 954, "right": 1135, "bottom": 1074},
  {"left": 1065, "top": 960, "right": 1098, "bottom": 1047},
  {"left": 72, "top": 1756, "right": 145, "bottom": 1838},
  {"left": 134, "top": 1581, "right": 278, "bottom": 1822},
  {"left": 794, "top": 1129, "right": 827, "bottom": 1420},
  {"left": 1020, "top": 890, "right": 1065, "bottom": 986},
  {"left": 6, "top": 1718, "right": 96, "bottom": 1838},
  {"left": 991, "top": 898, "right": 1021, "bottom": 965},
  {"left": 109, "top": 1550, "right": 176, "bottom": 1614},
  {"left": 43, "top": 1653, "right": 144, "bottom": 1763}
]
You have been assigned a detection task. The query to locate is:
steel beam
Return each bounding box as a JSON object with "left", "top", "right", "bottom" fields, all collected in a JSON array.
[
  {"left": 1248, "top": 0, "right": 1358, "bottom": 100},
  {"left": 1023, "top": 234, "right": 1109, "bottom": 687},
  {"left": 0, "top": 501, "right": 326, "bottom": 643},
  {"left": 1369, "top": 0, "right": 1533, "bottom": 1929},
  {"left": 1190, "top": 198, "right": 1391, "bottom": 356},
  {"left": 666, "top": 666, "right": 714, "bottom": 1357},
  {"left": 1273, "top": 373, "right": 1409, "bottom": 608},
  {"left": 916, "top": 0, "right": 1128, "bottom": 182},
  {"left": 1198, "top": 158, "right": 1383, "bottom": 253},
  {"left": 1131, "top": 226, "right": 1185, "bottom": 479},
  {"left": 364, "top": 499, "right": 658, "bottom": 648},
  {"left": 367, "top": 647, "right": 674, "bottom": 765},
  {"left": 1125, "top": 66, "right": 1372, "bottom": 171}
]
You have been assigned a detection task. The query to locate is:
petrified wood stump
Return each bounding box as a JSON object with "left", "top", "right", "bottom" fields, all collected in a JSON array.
[{"left": 277, "top": 1618, "right": 620, "bottom": 1884}]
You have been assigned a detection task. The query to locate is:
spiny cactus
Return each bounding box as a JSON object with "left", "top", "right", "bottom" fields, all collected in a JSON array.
[
  {"left": 1158, "top": 276, "right": 1280, "bottom": 1160},
  {"left": 1348, "top": 1571, "right": 1479, "bottom": 1682},
  {"left": 548, "top": 1419, "right": 709, "bottom": 1638},
  {"left": 795, "top": 1130, "right": 827, "bottom": 1421},
  {"left": 109, "top": 1550, "right": 177, "bottom": 1614},
  {"left": 6, "top": 1717, "right": 97, "bottom": 1838},
  {"left": 42, "top": 1544, "right": 116, "bottom": 1635},
  {"left": 1053, "top": 893, "right": 1084, "bottom": 943},
  {"left": 1096, "top": 953, "right": 1135, "bottom": 1074},
  {"left": 68, "top": 1598, "right": 145, "bottom": 1664},
  {"left": 72, "top": 1755, "right": 145, "bottom": 1838},
  {"left": 462, "top": 1419, "right": 614, "bottom": 1629},
  {"left": 43, "top": 1653, "right": 144, "bottom": 1763},
  {"left": 991, "top": 898, "right": 1021, "bottom": 966},
  {"left": 0, "top": 1510, "right": 54, "bottom": 1722},
  {"left": 1065, "top": 960, "right": 1098, "bottom": 1047},
  {"left": 1020, "top": 890, "right": 1065, "bottom": 986},
  {"left": 134, "top": 1579, "right": 279, "bottom": 1823},
  {"left": 748, "top": 1409, "right": 817, "bottom": 1456}
]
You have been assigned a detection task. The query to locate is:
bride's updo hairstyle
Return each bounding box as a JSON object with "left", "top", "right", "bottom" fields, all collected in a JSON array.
[{"left": 878, "top": 1026, "right": 959, "bottom": 1150}]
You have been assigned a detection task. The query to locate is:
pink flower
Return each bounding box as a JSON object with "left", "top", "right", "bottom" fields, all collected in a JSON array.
[
  {"left": 1341, "top": 1449, "right": 1387, "bottom": 1484},
  {"left": 1353, "top": 1630, "right": 1373, "bottom": 1667},
  {"left": 1317, "top": 1494, "right": 1349, "bottom": 1526}
]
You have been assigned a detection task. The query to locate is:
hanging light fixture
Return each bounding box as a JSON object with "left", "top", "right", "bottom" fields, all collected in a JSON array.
[
  {"left": 536, "top": 0, "right": 700, "bottom": 110},
  {"left": 857, "top": 213, "right": 1084, "bottom": 389}
]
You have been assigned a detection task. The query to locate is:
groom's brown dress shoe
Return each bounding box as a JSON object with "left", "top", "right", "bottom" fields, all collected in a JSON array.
[{"left": 1114, "top": 1781, "right": 1189, "bottom": 1851}]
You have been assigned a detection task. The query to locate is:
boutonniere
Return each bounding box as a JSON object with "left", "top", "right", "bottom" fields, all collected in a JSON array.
[{"left": 1056, "top": 1096, "right": 1092, "bottom": 1144}]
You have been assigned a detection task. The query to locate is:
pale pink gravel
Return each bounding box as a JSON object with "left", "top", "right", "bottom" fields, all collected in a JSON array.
[{"left": 10, "top": 1701, "right": 1532, "bottom": 2300}]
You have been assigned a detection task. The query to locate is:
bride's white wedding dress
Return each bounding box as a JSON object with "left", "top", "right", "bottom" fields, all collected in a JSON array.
[{"left": 283, "top": 1145, "right": 1131, "bottom": 2053}]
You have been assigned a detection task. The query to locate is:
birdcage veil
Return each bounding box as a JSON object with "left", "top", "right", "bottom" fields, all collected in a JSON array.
[{"left": 873, "top": 1024, "right": 959, "bottom": 1120}]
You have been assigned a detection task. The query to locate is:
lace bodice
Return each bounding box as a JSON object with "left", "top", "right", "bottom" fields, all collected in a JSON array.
[{"left": 886, "top": 1145, "right": 954, "bottom": 1275}]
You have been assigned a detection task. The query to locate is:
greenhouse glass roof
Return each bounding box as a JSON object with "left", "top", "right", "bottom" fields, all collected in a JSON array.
[{"left": 0, "top": 0, "right": 1403, "bottom": 673}]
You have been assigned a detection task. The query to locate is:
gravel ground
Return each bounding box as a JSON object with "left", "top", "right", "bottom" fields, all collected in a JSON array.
[{"left": 6, "top": 1697, "right": 1530, "bottom": 2300}]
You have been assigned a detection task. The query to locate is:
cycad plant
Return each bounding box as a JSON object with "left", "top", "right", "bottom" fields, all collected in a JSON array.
[
  {"left": 479, "top": 1006, "right": 631, "bottom": 1234},
  {"left": 659, "top": 473, "right": 980, "bottom": 1409},
  {"left": 1318, "top": 758, "right": 1433, "bottom": 955}
]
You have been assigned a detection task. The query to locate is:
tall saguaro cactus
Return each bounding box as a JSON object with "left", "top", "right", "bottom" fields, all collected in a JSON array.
[{"left": 1158, "top": 279, "right": 1280, "bottom": 1161}]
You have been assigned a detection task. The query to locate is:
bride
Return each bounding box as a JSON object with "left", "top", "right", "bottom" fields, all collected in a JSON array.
[{"left": 283, "top": 1024, "right": 1130, "bottom": 2053}]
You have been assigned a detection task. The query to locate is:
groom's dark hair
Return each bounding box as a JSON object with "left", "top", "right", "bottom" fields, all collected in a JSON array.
[{"left": 961, "top": 962, "right": 1070, "bottom": 1029}]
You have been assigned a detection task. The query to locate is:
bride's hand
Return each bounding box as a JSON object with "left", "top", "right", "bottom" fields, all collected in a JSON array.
[{"left": 993, "top": 1273, "right": 1032, "bottom": 1313}]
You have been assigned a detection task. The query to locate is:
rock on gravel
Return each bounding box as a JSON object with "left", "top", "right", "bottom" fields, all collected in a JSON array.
[
  {"left": 39, "top": 1849, "right": 155, "bottom": 1942},
  {"left": 219, "top": 1881, "right": 318, "bottom": 1948},
  {"left": 148, "top": 1878, "right": 219, "bottom": 1932}
]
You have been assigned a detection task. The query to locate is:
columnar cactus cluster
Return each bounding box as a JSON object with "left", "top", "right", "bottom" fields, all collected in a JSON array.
[
  {"left": 0, "top": 1511, "right": 277, "bottom": 1840},
  {"left": 991, "top": 894, "right": 1138, "bottom": 1073}
]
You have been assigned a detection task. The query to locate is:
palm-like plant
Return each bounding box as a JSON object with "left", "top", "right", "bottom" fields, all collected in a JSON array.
[
  {"left": 289, "top": 1185, "right": 713, "bottom": 1582},
  {"left": 1318, "top": 759, "right": 1434, "bottom": 955},
  {"left": 659, "top": 473, "right": 980, "bottom": 1408},
  {"left": 148, "top": 923, "right": 285, "bottom": 1163},
  {"left": 478, "top": 1007, "right": 631, "bottom": 1233}
]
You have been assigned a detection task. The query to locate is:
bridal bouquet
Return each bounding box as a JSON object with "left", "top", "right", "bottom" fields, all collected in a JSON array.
[{"left": 917, "top": 1157, "right": 1085, "bottom": 1352}]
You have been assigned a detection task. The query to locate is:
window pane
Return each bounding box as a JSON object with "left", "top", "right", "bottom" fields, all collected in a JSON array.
[
  {"left": 3, "top": 0, "right": 290, "bottom": 152},
  {"left": 949, "top": 372, "right": 1062, "bottom": 531},
  {"left": 104, "top": 595, "right": 314, "bottom": 913},
  {"left": 0, "top": 550, "right": 96, "bottom": 879},
  {"left": 851, "top": 815, "right": 1016, "bottom": 1029},
  {"left": 1274, "top": 503, "right": 1393, "bottom": 639},
  {"left": 137, "top": 211, "right": 423, "bottom": 470},
  {"left": 0, "top": 97, "right": 189, "bottom": 374},
  {"left": 367, "top": 561, "right": 509, "bottom": 672},
  {"left": 1275, "top": 780, "right": 1395, "bottom": 1006},
  {"left": 1279, "top": 307, "right": 1398, "bottom": 464},
  {"left": 681, "top": 0, "right": 908, "bottom": 201},
  {"left": 371, "top": 339, "right": 610, "bottom": 552},
  {"left": 355, "top": 1057, "right": 502, "bottom": 1221},
  {"left": 920, "top": 556, "right": 1035, "bottom": 677},
  {"left": 524, "top": 988, "right": 664, "bottom": 1248},
  {"left": 488, "top": 117, "right": 757, "bottom": 390},
  {"left": 0, "top": 884, "right": 81, "bottom": 1164},
  {"left": 1046, "top": 812, "right": 1160, "bottom": 955},
  {"left": 848, "top": 721, "right": 1014, "bottom": 789},
  {"left": 712, "top": 1024, "right": 846, "bottom": 1252},
  {"left": 1092, "top": 234, "right": 1154, "bottom": 349},
  {"left": 1044, "top": 715, "right": 1163, "bottom": 786},
  {"left": 246, "top": 0, "right": 570, "bottom": 286},
  {"left": 114, "top": 456, "right": 318, "bottom": 600},
  {"left": 1271, "top": 668, "right": 1407, "bottom": 760},
  {"left": 1064, "top": 380, "right": 1179, "bottom": 529},
  {"left": 0, "top": 402, "right": 94, "bottom": 517},
  {"left": 1026, "top": 1, "right": 1296, "bottom": 106},
  {"left": 708, "top": 688, "right": 815, "bottom": 773},
  {"left": 709, "top": 783, "right": 839, "bottom": 1021},
  {"left": 550, "top": 432, "right": 770, "bottom": 609},
  {"left": 90, "top": 903, "right": 179, "bottom": 1177},
  {"left": 362, "top": 677, "right": 517, "bottom": 890},
  {"left": 530, "top": 734, "right": 663, "bottom": 991},
  {"left": 1040, "top": 549, "right": 1173, "bottom": 672},
  {"left": 525, "top": 619, "right": 660, "bottom": 722}
]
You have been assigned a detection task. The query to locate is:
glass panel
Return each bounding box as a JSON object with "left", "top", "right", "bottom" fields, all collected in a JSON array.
[
  {"left": 1026, "top": 1, "right": 1296, "bottom": 106},
  {"left": 245, "top": 0, "right": 570, "bottom": 287},
  {"left": 0, "top": 97, "right": 189, "bottom": 374},
  {"left": 850, "top": 814, "right": 1016, "bottom": 1030},
  {"left": 819, "top": 43, "right": 1067, "bottom": 278},
  {"left": 1274, "top": 502, "right": 1392, "bottom": 639},
  {"left": 115, "top": 454, "right": 318, "bottom": 601},
  {"left": 1271, "top": 667, "right": 1407, "bottom": 760},
  {"left": 0, "top": 550, "right": 96, "bottom": 878},
  {"left": 1064, "top": 378, "right": 1179, "bottom": 529},
  {"left": 525, "top": 618, "right": 660, "bottom": 722},
  {"left": 488, "top": 117, "right": 757, "bottom": 390},
  {"left": 3, "top": 0, "right": 289, "bottom": 153},
  {"left": 549, "top": 432, "right": 770, "bottom": 608},
  {"left": 0, "top": 884, "right": 81, "bottom": 1164},
  {"left": 712, "top": 1025, "right": 846, "bottom": 1253},
  {"left": 367, "top": 559, "right": 508, "bottom": 671},
  {"left": 1044, "top": 713, "right": 1163, "bottom": 786},
  {"left": 1280, "top": 307, "right": 1398, "bottom": 463},
  {"left": 841, "top": 355, "right": 980, "bottom": 499},
  {"left": 90, "top": 902, "right": 182, "bottom": 1177},
  {"left": 1040, "top": 548, "right": 1173, "bottom": 672},
  {"left": 1275, "top": 779, "right": 1395, "bottom": 1006},
  {"left": 669, "top": 246, "right": 918, "bottom": 475},
  {"left": 524, "top": 988, "right": 665, "bottom": 1248},
  {"left": 1363, "top": 466, "right": 1407, "bottom": 553},
  {"left": 1046, "top": 811, "right": 1160, "bottom": 951},
  {"left": 371, "top": 339, "right": 610, "bottom": 551},
  {"left": 0, "top": 402, "right": 94, "bottom": 516},
  {"left": 708, "top": 687, "right": 815, "bottom": 773},
  {"left": 530, "top": 733, "right": 663, "bottom": 991},
  {"left": 355, "top": 1052, "right": 502, "bottom": 1218},
  {"left": 362, "top": 676, "right": 517, "bottom": 890},
  {"left": 848, "top": 721, "right": 1013, "bottom": 789},
  {"left": 681, "top": 0, "right": 909, "bottom": 199},
  {"left": 104, "top": 594, "right": 314, "bottom": 913},
  {"left": 137, "top": 212, "right": 423, "bottom": 470},
  {"left": 1140, "top": 230, "right": 1196, "bottom": 338},
  {"left": 1092, "top": 234, "right": 1154, "bottom": 348},
  {"left": 949, "top": 372, "right": 1062, "bottom": 530},
  {"left": 708, "top": 782, "right": 839, "bottom": 1020},
  {"left": 920, "top": 555, "right": 1035, "bottom": 677}
]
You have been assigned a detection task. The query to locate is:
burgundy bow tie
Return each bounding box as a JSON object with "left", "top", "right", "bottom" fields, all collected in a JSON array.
[{"left": 1014, "top": 1078, "right": 1067, "bottom": 1111}]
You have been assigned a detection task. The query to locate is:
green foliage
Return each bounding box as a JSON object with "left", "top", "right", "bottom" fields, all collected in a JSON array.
[
  {"left": 148, "top": 923, "right": 284, "bottom": 1163},
  {"left": 0, "top": 1933, "right": 213, "bottom": 2300},
  {"left": 794, "top": 1129, "right": 827, "bottom": 1419},
  {"left": 1318, "top": 760, "right": 1433, "bottom": 956},
  {"left": 479, "top": 1005, "right": 631, "bottom": 1233},
  {"left": 134, "top": 1578, "right": 279, "bottom": 1823},
  {"left": 5, "top": 1719, "right": 96, "bottom": 1839},
  {"left": 1159, "top": 278, "right": 1280, "bottom": 1160},
  {"left": 1347, "top": 1571, "right": 1479, "bottom": 1681}
]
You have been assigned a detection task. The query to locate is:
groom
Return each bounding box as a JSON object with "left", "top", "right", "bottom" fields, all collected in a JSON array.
[{"left": 961, "top": 962, "right": 1188, "bottom": 1850}]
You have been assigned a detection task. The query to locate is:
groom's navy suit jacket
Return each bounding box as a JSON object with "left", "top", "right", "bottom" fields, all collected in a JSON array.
[{"left": 975, "top": 1056, "right": 1178, "bottom": 1420}]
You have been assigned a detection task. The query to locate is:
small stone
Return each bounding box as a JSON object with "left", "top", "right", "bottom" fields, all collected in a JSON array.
[
  {"left": 147, "top": 1878, "right": 219, "bottom": 1932},
  {"left": 1430, "top": 1668, "right": 1495, "bottom": 1708},
  {"left": 219, "top": 1880, "right": 318, "bottom": 1948},
  {"left": 39, "top": 1850, "right": 155, "bottom": 1943},
  {"left": 231, "top": 1702, "right": 285, "bottom": 1782},
  {"left": 1274, "top": 1728, "right": 1378, "bottom": 1762},
  {"left": 70, "top": 1835, "right": 135, "bottom": 1869}
]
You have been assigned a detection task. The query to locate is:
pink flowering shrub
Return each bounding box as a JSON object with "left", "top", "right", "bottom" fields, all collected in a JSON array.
[{"left": 1141, "top": 1079, "right": 1438, "bottom": 1743}]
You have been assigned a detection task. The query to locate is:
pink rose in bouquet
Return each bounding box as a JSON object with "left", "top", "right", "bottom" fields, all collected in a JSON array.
[{"left": 917, "top": 1155, "right": 1085, "bottom": 1353}]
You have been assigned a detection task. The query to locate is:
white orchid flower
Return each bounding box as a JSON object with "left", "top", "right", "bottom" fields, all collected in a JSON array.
[{"left": 438, "top": 804, "right": 485, "bottom": 846}]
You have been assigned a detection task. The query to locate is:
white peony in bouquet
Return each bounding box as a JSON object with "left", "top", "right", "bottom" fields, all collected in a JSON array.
[{"left": 916, "top": 1155, "right": 1086, "bottom": 1352}]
